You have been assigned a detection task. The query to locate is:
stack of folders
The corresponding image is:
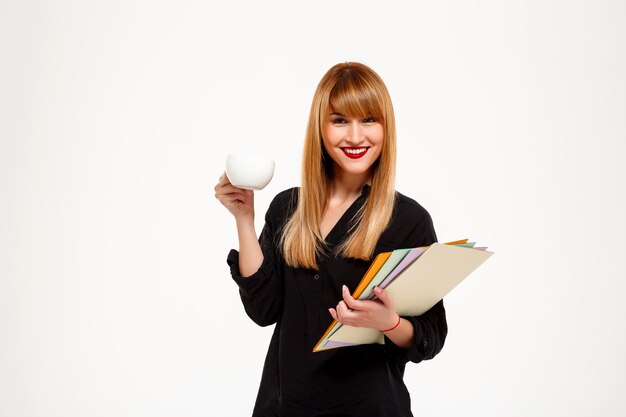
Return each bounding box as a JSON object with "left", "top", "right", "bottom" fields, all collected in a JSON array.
[{"left": 313, "top": 239, "right": 493, "bottom": 352}]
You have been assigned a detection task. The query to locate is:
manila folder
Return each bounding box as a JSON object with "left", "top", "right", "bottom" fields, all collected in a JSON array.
[{"left": 328, "top": 243, "right": 493, "bottom": 345}]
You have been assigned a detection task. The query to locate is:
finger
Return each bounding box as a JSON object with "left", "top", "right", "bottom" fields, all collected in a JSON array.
[
  {"left": 214, "top": 177, "right": 235, "bottom": 192},
  {"left": 373, "top": 286, "right": 395, "bottom": 310},
  {"left": 216, "top": 184, "right": 250, "bottom": 198},
  {"left": 217, "top": 194, "right": 248, "bottom": 206},
  {"left": 215, "top": 172, "right": 230, "bottom": 189},
  {"left": 328, "top": 308, "right": 338, "bottom": 321},
  {"left": 336, "top": 300, "right": 348, "bottom": 314},
  {"left": 335, "top": 301, "right": 351, "bottom": 321},
  {"left": 216, "top": 190, "right": 252, "bottom": 206},
  {"left": 342, "top": 285, "right": 366, "bottom": 311},
  {"left": 215, "top": 174, "right": 248, "bottom": 194},
  {"left": 216, "top": 187, "right": 249, "bottom": 199},
  {"left": 225, "top": 185, "right": 253, "bottom": 197},
  {"left": 337, "top": 300, "right": 362, "bottom": 326}
]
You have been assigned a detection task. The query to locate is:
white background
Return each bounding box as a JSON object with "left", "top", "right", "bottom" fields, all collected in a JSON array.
[{"left": 1, "top": 1, "right": 625, "bottom": 416}]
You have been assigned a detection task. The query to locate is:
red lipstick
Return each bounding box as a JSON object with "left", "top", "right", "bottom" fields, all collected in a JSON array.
[{"left": 341, "top": 147, "right": 369, "bottom": 159}]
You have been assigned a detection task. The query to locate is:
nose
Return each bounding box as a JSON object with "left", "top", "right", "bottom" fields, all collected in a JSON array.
[{"left": 346, "top": 121, "right": 365, "bottom": 145}]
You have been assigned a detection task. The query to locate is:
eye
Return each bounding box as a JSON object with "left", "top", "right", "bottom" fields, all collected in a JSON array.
[
  {"left": 363, "top": 116, "right": 377, "bottom": 123},
  {"left": 332, "top": 118, "right": 347, "bottom": 125}
]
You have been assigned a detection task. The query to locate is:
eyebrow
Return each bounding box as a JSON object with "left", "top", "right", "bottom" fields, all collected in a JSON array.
[{"left": 329, "top": 112, "right": 345, "bottom": 117}]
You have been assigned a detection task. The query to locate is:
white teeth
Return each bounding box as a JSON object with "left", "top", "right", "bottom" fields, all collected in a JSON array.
[{"left": 344, "top": 148, "right": 367, "bottom": 154}]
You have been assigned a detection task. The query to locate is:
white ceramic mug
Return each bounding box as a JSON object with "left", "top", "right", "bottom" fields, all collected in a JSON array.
[{"left": 225, "top": 153, "right": 275, "bottom": 190}]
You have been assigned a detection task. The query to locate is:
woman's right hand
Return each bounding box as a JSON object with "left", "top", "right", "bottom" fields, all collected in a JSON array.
[
  {"left": 214, "top": 172, "right": 255, "bottom": 221},
  {"left": 215, "top": 172, "right": 263, "bottom": 277}
]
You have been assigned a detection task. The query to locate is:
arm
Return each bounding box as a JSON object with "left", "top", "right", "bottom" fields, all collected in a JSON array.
[
  {"left": 215, "top": 174, "right": 285, "bottom": 326},
  {"left": 214, "top": 173, "right": 263, "bottom": 277},
  {"left": 235, "top": 215, "right": 264, "bottom": 277},
  {"left": 393, "top": 299, "right": 447, "bottom": 363}
]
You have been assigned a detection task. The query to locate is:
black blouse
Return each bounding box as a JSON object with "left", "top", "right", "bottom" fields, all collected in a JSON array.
[{"left": 227, "top": 185, "right": 447, "bottom": 417}]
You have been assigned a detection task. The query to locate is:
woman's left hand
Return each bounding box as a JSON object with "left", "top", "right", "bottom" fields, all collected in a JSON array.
[{"left": 329, "top": 285, "right": 399, "bottom": 332}]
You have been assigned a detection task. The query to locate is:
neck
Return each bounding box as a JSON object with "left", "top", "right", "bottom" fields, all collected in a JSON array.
[{"left": 328, "top": 168, "right": 372, "bottom": 200}]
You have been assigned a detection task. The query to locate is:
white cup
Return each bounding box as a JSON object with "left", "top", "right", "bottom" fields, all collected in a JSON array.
[{"left": 226, "top": 153, "right": 275, "bottom": 191}]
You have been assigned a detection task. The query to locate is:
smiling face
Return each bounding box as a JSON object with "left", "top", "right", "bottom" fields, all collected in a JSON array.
[{"left": 322, "top": 111, "right": 384, "bottom": 179}]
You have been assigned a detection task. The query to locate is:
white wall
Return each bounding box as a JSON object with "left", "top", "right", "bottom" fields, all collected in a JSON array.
[{"left": 1, "top": 1, "right": 624, "bottom": 416}]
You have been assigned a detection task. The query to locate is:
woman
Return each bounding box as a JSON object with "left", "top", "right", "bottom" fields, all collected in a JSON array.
[{"left": 215, "top": 62, "right": 447, "bottom": 417}]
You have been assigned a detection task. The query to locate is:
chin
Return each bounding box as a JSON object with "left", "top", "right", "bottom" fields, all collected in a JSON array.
[{"left": 338, "top": 165, "right": 374, "bottom": 176}]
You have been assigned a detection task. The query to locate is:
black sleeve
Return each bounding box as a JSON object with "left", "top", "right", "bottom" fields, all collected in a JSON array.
[
  {"left": 226, "top": 192, "right": 289, "bottom": 327},
  {"left": 384, "top": 200, "right": 448, "bottom": 364},
  {"left": 388, "top": 300, "right": 448, "bottom": 364}
]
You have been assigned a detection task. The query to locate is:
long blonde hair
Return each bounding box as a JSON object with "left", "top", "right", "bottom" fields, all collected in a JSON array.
[{"left": 281, "top": 62, "right": 397, "bottom": 270}]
